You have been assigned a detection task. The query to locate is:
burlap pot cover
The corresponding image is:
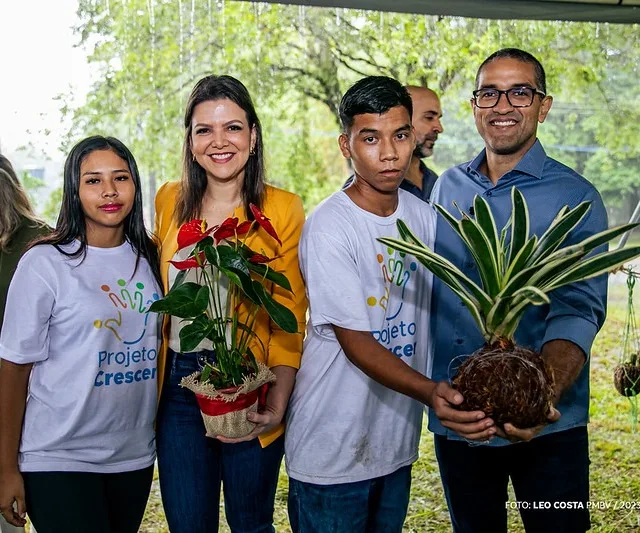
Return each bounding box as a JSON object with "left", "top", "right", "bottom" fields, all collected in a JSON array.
[{"left": 180, "top": 362, "right": 276, "bottom": 438}]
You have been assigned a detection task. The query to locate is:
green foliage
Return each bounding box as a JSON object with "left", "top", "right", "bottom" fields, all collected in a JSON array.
[
  {"left": 62, "top": 2, "right": 640, "bottom": 218},
  {"left": 380, "top": 188, "right": 640, "bottom": 343},
  {"left": 19, "top": 170, "right": 45, "bottom": 210}
]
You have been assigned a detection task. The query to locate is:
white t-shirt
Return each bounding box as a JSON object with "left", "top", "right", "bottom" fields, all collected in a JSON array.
[
  {"left": 0, "top": 241, "right": 161, "bottom": 473},
  {"left": 285, "top": 190, "right": 436, "bottom": 485}
]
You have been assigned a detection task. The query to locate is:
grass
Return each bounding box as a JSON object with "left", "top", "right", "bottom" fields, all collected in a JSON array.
[{"left": 138, "top": 283, "right": 640, "bottom": 532}]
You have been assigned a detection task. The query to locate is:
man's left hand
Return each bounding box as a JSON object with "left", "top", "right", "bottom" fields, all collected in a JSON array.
[{"left": 495, "top": 406, "right": 561, "bottom": 442}]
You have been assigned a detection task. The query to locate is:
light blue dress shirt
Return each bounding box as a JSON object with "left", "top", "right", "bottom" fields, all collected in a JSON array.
[{"left": 429, "top": 139, "right": 608, "bottom": 445}]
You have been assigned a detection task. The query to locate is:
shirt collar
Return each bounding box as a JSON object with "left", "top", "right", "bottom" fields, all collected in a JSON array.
[{"left": 466, "top": 139, "right": 547, "bottom": 181}]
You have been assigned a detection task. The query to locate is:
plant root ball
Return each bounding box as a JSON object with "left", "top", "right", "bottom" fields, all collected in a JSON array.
[
  {"left": 452, "top": 344, "right": 555, "bottom": 428},
  {"left": 614, "top": 365, "right": 640, "bottom": 397}
]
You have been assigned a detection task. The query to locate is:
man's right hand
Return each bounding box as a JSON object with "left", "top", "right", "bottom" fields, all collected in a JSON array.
[
  {"left": 428, "top": 381, "right": 496, "bottom": 441},
  {"left": 0, "top": 470, "right": 27, "bottom": 527}
]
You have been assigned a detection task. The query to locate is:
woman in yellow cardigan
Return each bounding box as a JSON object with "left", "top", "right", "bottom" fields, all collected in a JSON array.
[{"left": 154, "top": 75, "right": 307, "bottom": 533}]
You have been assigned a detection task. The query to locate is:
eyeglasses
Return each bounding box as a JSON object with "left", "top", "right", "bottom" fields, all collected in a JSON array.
[{"left": 472, "top": 87, "right": 546, "bottom": 108}]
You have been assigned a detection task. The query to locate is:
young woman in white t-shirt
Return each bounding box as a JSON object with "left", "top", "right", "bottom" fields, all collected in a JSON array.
[{"left": 0, "top": 136, "right": 162, "bottom": 533}]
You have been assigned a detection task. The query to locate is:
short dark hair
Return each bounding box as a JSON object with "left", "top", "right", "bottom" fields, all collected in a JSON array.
[
  {"left": 475, "top": 48, "right": 547, "bottom": 94},
  {"left": 177, "top": 75, "right": 265, "bottom": 225},
  {"left": 339, "top": 76, "right": 413, "bottom": 132}
]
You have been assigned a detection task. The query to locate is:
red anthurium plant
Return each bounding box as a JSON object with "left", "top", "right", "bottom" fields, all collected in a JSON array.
[{"left": 150, "top": 204, "right": 297, "bottom": 392}]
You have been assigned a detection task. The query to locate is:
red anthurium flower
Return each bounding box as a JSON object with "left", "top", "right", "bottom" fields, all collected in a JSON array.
[
  {"left": 169, "top": 251, "right": 206, "bottom": 270},
  {"left": 248, "top": 253, "right": 275, "bottom": 264},
  {"left": 249, "top": 204, "right": 282, "bottom": 246},
  {"left": 177, "top": 219, "right": 214, "bottom": 250},
  {"left": 213, "top": 217, "right": 240, "bottom": 243},
  {"left": 236, "top": 220, "right": 253, "bottom": 236}
]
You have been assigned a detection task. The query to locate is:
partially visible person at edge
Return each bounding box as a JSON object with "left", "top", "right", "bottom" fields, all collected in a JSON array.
[
  {"left": 0, "top": 136, "right": 162, "bottom": 533},
  {"left": 0, "top": 155, "right": 49, "bottom": 533},
  {"left": 343, "top": 84, "right": 444, "bottom": 201},
  {"left": 430, "top": 48, "right": 607, "bottom": 533},
  {"left": 285, "top": 76, "right": 463, "bottom": 533},
  {"left": 154, "top": 74, "right": 307, "bottom": 533}
]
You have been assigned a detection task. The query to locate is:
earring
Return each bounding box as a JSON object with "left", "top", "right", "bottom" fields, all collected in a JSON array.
[
  {"left": 249, "top": 147, "right": 255, "bottom": 156},
  {"left": 192, "top": 153, "right": 196, "bottom": 162}
]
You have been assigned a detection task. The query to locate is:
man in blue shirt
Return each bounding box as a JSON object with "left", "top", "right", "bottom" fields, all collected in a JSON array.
[{"left": 430, "top": 49, "right": 607, "bottom": 533}]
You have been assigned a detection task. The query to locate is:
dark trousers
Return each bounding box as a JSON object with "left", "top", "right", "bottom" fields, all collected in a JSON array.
[
  {"left": 435, "top": 426, "right": 591, "bottom": 533},
  {"left": 22, "top": 466, "right": 153, "bottom": 533},
  {"left": 288, "top": 465, "right": 412, "bottom": 533},
  {"left": 156, "top": 350, "right": 284, "bottom": 533}
]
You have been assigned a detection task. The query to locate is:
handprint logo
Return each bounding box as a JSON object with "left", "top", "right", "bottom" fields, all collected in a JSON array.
[{"left": 366, "top": 247, "right": 417, "bottom": 320}]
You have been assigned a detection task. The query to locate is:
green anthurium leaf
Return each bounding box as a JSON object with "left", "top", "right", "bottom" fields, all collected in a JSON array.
[
  {"left": 194, "top": 285, "right": 210, "bottom": 314},
  {"left": 217, "top": 245, "right": 251, "bottom": 276},
  {"left": 224, "top": 268, "right": 261, "bottom": 305},
  {"left": 251, "top": 281, "right": 299, "bottom": 333},
  {"left": 247, "top": 262, "right": 292, "bottom": 292},
  {"left": 204, "top": 244, "right": 220, "bottom": 267},
  {"left": 179, "top": 314, "right": 214, "bottom": 352},
  {"left": 149, "top": 282, "right": 205, "bottom": 318},
  {"left": 170, "top": 269, "right": 187, "bottom": 291},
  {"left": 195, "top": 236, "right": 214, "bottom": 251}
]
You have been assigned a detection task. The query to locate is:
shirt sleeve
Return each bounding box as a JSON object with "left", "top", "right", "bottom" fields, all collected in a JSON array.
[
  {"left": 266, "top": 194, "right": 307, "bottom": 369},
  {"left": 301, "top": 228, "right": 372, "bottom": 335},
  {"left": 0, "top": 254, "right": 55, "bottom": 364},
  {"left": 541, "top": 189, "right": 609, "bottom": 357}
]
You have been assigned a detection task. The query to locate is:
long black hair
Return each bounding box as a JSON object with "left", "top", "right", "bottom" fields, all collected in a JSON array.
[
  {"left": 32, "top": 136, "right": 162, "bottom": 288},
  {"left": 176, "top": 75, "right": 266, "bottom": 225}
]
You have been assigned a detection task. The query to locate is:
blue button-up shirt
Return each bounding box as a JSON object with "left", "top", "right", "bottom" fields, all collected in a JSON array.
[{"left": 429, "top": 140, "right": 608, "bottom": 445}]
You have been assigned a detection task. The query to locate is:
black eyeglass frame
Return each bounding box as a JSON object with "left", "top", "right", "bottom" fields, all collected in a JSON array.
[{"left": 471, "top": 87, "right": 547, "bottom": 108}]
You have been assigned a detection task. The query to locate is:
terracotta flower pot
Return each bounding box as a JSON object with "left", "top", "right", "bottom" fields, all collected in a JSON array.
[{"left": 614, "top": 365, "right": 640, "bottom": 397}]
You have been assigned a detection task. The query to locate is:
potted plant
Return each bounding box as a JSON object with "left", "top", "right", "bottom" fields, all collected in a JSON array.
[
  {"left": 149, "top": 204, "right": 298, "bottom": 438},
  {"left": 379, "top": 187, "right": 640, "bottom": 428},
  {"left": 612, "top": 268, "right": 640, "bottom": 432}
]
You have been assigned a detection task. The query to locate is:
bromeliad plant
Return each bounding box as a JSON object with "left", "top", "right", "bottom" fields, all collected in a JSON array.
[
  {"left": 149, "top": 204, "right": 298, "bottom": 390},
  {"left": 379, "top": 187, "right": 640, "bottom": 428}
]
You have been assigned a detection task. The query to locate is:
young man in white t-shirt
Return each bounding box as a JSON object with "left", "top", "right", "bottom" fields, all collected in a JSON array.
[{"left": 285, "top": 76, "right": 473, "bottom": 532}]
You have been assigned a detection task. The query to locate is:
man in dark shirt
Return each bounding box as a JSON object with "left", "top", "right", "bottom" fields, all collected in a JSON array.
[
  {"left": 404, "top": 86, "right": 443, "bottom": 200},
  {"left": 344, "top": 85, "right": 443, "bottom": 201}
]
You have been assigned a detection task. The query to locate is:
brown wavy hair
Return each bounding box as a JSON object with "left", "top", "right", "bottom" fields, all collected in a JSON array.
[
  {"left": 0, "top": 155, "right": 44, "bottom": 252},
  {"left": 176, "top": 75, "right": 266, "bottom": 225}
]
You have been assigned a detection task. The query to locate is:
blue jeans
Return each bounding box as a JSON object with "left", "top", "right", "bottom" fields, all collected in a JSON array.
[
  {"left": 287, "top": 465, "right": 412, "bottom": 533},
  {"left": 156, "top": 350, "right": 284, "bottom": 533},
  {"left": 435, "top": 426, "right": 590, "bottom": 533}
]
